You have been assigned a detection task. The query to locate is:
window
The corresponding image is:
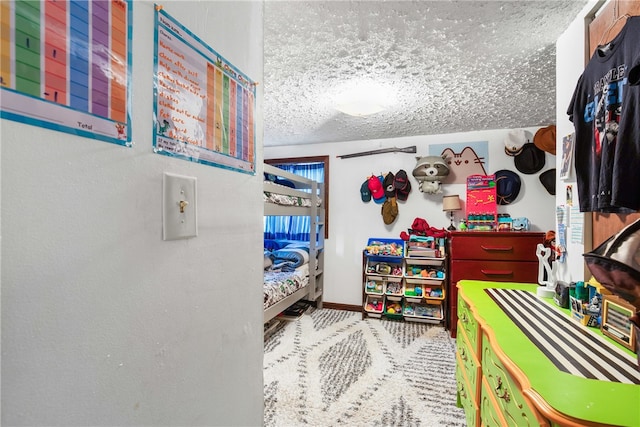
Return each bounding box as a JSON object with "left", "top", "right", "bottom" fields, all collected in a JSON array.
[{"left": 265, "top": 156, "right": 329, "bottom": 240}]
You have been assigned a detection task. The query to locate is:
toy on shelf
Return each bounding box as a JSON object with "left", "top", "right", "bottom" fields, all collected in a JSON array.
[
  {"left": 385, "top": 281, "right": 403, "bottom": 297},
  {"left": 365, "top": 280, "right": 384, "bottom": 294},
  {"left": 406, "top": 266, "right": 444, "bottom": 278},
  {"left": 365, "top": 298, "right": 383, "bottom": 312},
  {"left": 466, "top": 174, "right": 497, "bottom": 231},
  {"left": 386, "top": 302, "right": 402, "bottom": 315},
  {"left": 425, "top": 287, "right": 444, "bottom": 298},
  {"left": 365, "top": 240, "right": 403, "bottom": 257}
]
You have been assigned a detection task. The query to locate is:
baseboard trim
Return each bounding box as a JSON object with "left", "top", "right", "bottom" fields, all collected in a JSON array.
[{"left": 322, "top": 302, "right": 362, "bottom": 312}]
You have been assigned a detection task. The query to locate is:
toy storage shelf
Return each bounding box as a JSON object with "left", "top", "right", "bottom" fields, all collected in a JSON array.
[{"left": 362, "top": 237, "right": 448, "bottom": 325}]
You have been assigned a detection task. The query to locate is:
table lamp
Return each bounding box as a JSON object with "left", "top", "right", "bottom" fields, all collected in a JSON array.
[{"left": 442, "top": 195, "right": 462, "bottom": 231}]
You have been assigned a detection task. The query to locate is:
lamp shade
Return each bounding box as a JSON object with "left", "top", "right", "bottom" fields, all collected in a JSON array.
[{"left": 442, "top": 195, "right": 461, "bottom": 212}]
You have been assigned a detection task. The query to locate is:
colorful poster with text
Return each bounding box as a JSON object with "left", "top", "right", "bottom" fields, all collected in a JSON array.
[
  {"left": 0, "top": 0, "right": 132, "bottom": 145},
  {"left": 153, "top": 7, "right": 256, "bottom": 174}
]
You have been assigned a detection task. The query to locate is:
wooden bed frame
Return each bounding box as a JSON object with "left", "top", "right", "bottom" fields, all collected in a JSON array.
[{"left": 263, "top": 163, "right": 325, "bottom": 323}]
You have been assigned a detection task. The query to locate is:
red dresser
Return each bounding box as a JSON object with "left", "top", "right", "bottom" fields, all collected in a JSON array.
[{"left": 448, "top": 231, "right": 544, "bottom": 337}]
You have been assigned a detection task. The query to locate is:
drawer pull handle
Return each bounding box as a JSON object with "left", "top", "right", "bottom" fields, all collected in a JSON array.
[
  {"left": 480, "top": 245, "right": 513, "bottom": 252},
  {"left": 460, "top": 313, "right": 468, "bottom": 323},
  {"left": 481, "top": 269, "right": 514, "bottom": 276},
  {"left": 495, "top": 376, "right": 511, "bottom": 403},
  {"left": 459, "top": 386, "right": 467, "bottom": 400},
  {"left": 460, "top": 347, "right": 468, "bottom": 362},
  {"left": 496, "top": 389, "right": 510, "bottom": 403}
]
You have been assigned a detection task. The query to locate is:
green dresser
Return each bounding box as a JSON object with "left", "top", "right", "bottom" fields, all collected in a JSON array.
[{"left": 456, "top": 280, "right": 640, "bottom": 427}]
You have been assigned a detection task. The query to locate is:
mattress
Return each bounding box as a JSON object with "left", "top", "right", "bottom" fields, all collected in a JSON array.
[
  {"left": 263, "top": 191, "right": 322, "bottom": 207},
  {"left": 263, "top": 264, "right": 310, "bottom": 309}
]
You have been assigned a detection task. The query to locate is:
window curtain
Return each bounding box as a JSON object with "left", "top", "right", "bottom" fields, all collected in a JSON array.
[{"left": 264, "top": 162, "right": 324, "bottom": 241}]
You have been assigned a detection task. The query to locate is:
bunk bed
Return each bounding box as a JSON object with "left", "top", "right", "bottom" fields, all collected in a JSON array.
[{"left": 263, "top": 163, "right": 325, "bottom": 323}]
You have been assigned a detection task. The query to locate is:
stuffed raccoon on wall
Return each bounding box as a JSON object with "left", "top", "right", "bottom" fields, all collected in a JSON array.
[{"left": 412, "top": 155, "right": 450, "bottom": 194}]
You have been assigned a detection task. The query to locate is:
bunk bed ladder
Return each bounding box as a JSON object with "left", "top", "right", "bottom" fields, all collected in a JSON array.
[{"left": 309, "top": 180, "right": 325, "bottom": 309}]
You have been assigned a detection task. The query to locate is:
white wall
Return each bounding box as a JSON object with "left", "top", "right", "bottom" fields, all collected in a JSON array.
[
  {"left": 1, "top": 2, "right": 264, "bottom": 425},
  {"left": 555, "top": 0, "right": 602, "bottom": 284},
  {"left": 266, "top": 128, "right": 556, "bottom": 306}
]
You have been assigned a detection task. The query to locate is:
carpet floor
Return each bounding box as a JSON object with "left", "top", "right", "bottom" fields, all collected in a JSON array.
[{"left": 264, "top": 308, "right": 466, "bottom": 426}]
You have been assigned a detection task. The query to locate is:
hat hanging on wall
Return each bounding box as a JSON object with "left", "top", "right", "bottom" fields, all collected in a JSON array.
[
  {"left": 383, "top": 172, "right": 396, "bottom": 198},
  {"left": 360, "top": 180, "right": 372, "bottom": 202},
  {"left": 368, "top": 175, "right": 386, "bottom": 204},
  {"left": 494, "top": 169, "right": 522, "bottom": 205},
  {"left": 534, "top": 125, "right": 557, "bottom": 155},
  {"left": 504, "top": 129, "right": 533, "bottom": 157},
  {"left": 514, "top": 143, "right": 545, "bottom": 174},
  {"left": 583, "top": 218, "right": 640, "bottom": 310},
  {"left": 394, "top": 169, "right": 412, "bottom": 201},
  {"left": 539, "top": 169, "right": 556, "bottom": 195},
  {"left": 381, "top": 197, "right": 398, "bottom": 224}
]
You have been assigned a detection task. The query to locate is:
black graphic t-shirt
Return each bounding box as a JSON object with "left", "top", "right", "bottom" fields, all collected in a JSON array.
[{"left": 567, "top": 16, "right": 640, "bottom": 212}]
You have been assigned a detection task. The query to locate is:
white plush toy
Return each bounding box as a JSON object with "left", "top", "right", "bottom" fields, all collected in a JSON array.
[{"left": 412, "top": 155, "right": 450, "bottom": 194}]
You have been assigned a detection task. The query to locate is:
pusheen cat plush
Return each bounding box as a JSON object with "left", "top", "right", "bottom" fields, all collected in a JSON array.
[{"left": 412, "top": 155, "right": 450, "bottom": 194}]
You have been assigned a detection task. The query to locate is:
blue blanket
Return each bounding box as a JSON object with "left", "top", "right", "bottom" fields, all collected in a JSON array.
[{"left": 269, "top": 247, "right": 309, "bottom": 271}]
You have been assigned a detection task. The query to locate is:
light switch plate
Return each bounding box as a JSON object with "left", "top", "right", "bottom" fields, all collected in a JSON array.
[{"left": 163, "top": 172, "right": 197, "bottom": 240}]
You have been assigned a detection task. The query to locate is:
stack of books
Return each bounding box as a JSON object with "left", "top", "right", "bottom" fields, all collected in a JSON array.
[{"left": 405, "top": 238, "right": 445, "bottom": 258}]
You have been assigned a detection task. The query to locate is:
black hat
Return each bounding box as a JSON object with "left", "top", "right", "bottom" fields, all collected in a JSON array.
[
  {"left": 394, "top": 169, "right": 412, "bottom": 201},
  {"left": 514, "top": 143, "right": 546, "bottom": 174},
  {"left": 539, "top": 169, "right": 556, "bottom": 195},
  {"left": 383, "top": 172, "right": 396, "bottom": 198},
  {"left": 360, "top": 180, "right": 372, "bottom": 202},
  {"left": 494, "top": 169, "right": 521, "bottom": 205}
]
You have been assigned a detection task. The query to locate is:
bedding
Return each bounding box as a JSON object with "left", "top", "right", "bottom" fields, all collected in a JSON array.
[
  {"left": 263, "top": 264, "right": 309, "bottom": 309},
  {"left": 263, "top": 191, "right": 322, "bottom": 207},
  {"left": 265, "top": 241, "right": 312, "bottom": 271},
  {"left": 270, "top": 247, "right": 309, "bottom": 271},
  {"left": 263, "top": 163, "right": 324, "bottom": 322}
]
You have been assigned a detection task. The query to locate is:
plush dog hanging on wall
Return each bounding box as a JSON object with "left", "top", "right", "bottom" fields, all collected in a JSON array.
[{"left": 412, "top": 155, "right": 450, "bottom": 194}]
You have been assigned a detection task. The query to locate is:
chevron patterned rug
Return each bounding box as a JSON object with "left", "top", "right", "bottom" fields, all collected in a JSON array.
[{"left": 264, "top": 308, "right": 466, "bottom": 426}]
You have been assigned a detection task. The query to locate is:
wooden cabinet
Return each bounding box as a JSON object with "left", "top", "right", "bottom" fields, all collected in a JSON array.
[{"left": 448, "top": 231, "right": 543, "bottom": 337}]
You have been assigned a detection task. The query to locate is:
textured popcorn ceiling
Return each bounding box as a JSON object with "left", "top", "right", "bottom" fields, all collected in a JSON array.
[{"left": 263, "top": 0, "right": 589, "bottom": 146}]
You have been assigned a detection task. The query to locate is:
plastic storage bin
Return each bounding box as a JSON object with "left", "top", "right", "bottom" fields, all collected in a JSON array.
[
  {"left": 365, "top": 238, "right": 404, "bottom": 257},
  {"left": 364, "top": 277, "right": 385, "bottom": 295},
  {"left": 404, "top": 258, "right": 446, "bottom": 281},
  {"left": 403, "top": 280, "right": 424, "bottom": 303},
  {"left": 384, "top": 299, "right": 404, "bottom": 320},
  {"left": 422, "top": 283, "right": 445, "bottom": 301},
  {"left": 365, "top": 257, "right": 404, "bottom": 277},
  {"left": 364, "top": 295, "right": 385, "bottom": 318},
  {"left": 384, "top": 276, "right": 404, "bottom": 301},
  {"left": 403, "top": 301, "right": 444, "bottom": 324}
]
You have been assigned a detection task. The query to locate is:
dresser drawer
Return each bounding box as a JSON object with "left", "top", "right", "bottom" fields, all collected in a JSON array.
[
  {"left": 450, "top": 233, "right": 542, "bottom": 261},
  {"left": 456, "top": 362, "right": 480, "bottom": 427},
  {"left": 456, "top": 325, "right": 481, "bottom": 395},
  {"left": 481, "top": 333, "right": 548, "bottom": 427},
  {"left": 451, "top": 260, "right": 538, "bottom": 283},
  {"left": 480, "top": 377, "right": 507, "bottom": 427},
  {"left": 458, "top": 297, "right": 480, "bottom": 354}
]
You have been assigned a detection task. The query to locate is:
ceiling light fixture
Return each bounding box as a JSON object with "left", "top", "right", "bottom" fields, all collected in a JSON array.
[{"left": 333, "top": 80, "right": 396, "bottom": 117}]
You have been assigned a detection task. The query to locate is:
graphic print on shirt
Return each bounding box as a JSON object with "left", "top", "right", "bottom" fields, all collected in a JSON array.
[{"left": 585, "top": 65, "right": 626, "bottom": 158}]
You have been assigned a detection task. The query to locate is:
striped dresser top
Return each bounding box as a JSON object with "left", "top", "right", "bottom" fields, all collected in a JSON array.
[{"left": 485, "top": 288, "right": 640, "bottom": 384}]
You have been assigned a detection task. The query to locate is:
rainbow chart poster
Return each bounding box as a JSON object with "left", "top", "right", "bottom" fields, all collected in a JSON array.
[
  {"left": 0, "top": 0, "right": 132, "bottom": 146},
  {"left": 153, "top": 7, "right": 256, "bottom": 174}
]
